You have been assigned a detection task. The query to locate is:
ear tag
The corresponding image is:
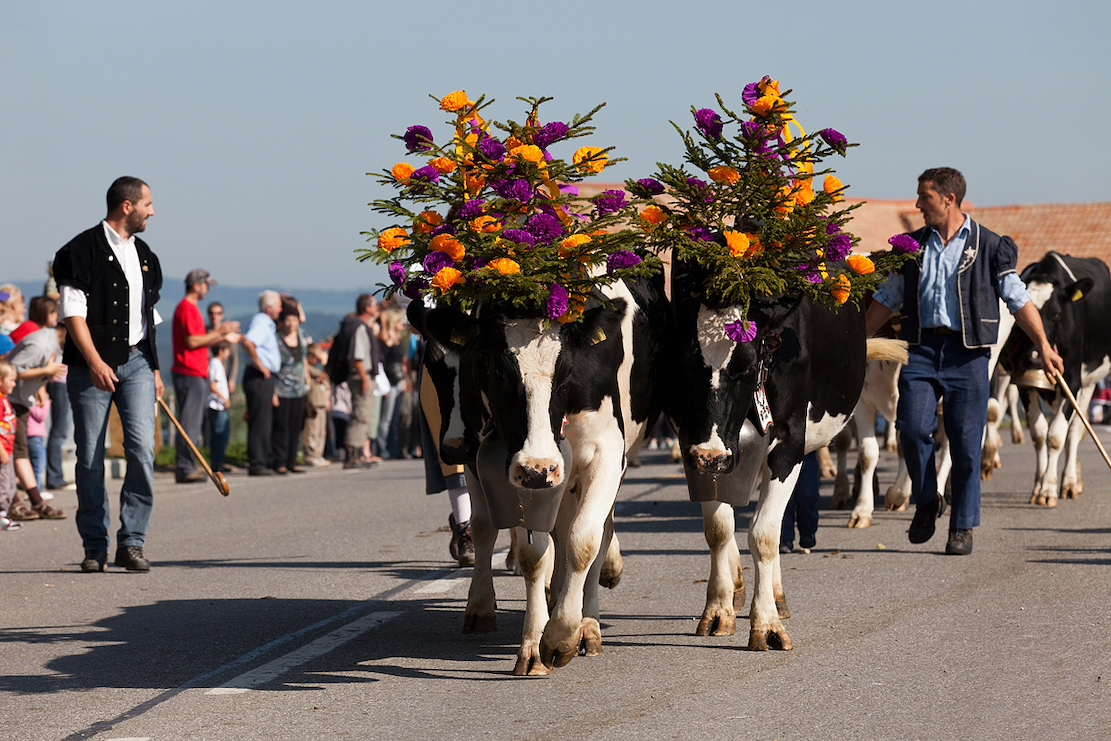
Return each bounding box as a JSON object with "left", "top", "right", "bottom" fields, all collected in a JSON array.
[
  {"left": 450, "top": 327, "right": 470, "bottom": 347},
  {"left": 560, "top": 415, "right": 568, "bottom": 437},
  {"left": 1071, "top": 289, "right": 1084, "bottom": 302},
  {"left": 589, "top": 327, "right": 607, "bottom": 346},
  {"left": 754, "top": 385, "right": 773, "bottom": 432}
]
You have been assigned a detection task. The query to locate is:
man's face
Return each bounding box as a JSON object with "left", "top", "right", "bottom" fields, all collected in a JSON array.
[
  {"left": 266, "top": 301, "right": 282, "bottom": 320},
  {"left": 208, "top": 305, "right": 224, "bottom": 325},
  {"left": 194, "top": 282, "right": 210, "bottom": 300},
  {"left": 916, "top": 180, "right": 951, "bottom": 228},
  {"left": 124, "top": 184, "right": 154, "bottom": 233}
]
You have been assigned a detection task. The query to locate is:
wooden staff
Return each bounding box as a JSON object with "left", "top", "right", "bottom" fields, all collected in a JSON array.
[
  {"left": 158, "top": 396, "right": 230, "bottom": 496},
  {"left": 1047, "top": 367, "right": 1111, "bottom": 473}
]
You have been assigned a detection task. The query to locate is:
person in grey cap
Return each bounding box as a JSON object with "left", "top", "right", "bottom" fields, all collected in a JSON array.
[{"left": 171, "top": 268, "right": 239, "bottom": 483}]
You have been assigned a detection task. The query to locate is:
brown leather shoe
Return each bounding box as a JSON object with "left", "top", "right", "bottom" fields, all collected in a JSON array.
[{"left": 945, "top": 528, "right": 973, "bottom": 555}]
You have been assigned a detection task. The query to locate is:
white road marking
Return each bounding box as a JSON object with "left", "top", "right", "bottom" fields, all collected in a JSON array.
[
  {"left": 415, "top": 575, "right": 468, "bottom": 594},
  {"left": 205, "top": 611, "right": 401, "bottom": 694}
]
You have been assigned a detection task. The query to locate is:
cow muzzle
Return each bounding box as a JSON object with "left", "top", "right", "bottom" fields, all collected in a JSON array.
[
  {"left": 440, "top": 437, "right": 474, "bottom": 465},
  {"left": 690, "top": 446, "right": 732, "bottom": 475},
  {"left": 511, "top": 458, "right": 563, "bottom": 490}
]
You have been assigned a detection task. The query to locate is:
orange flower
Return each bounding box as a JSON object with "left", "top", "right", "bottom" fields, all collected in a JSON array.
[
  {"left": 752, "top": 94, "right": 781, "bottom": 116},
  {"left": 846, "top": 254, "right": 875, "bottom": 275},
  {"left": 391, "top": 162, "right": 415, "bottom": 182},
  {"left": 759, "top": 77, "right": 781, "bottom": 97},
  {"left": 724, "top": 230, "right": 750, "bottom": 257},
  {"left": 639, "top": 205, "right": 667, "bottom": 226},
  {"left": 708, "top": 166, "right": 740, "bottom": 185},
  {"left": 557, "top": 295, "right": 586, "bottom": 324},
  {"left": 794, "top": 183, "right": 815, "bottom": 207},
  {"left": 559, "top": 234, "right": 593, "bottom": 258},
  {"left": 470, "top": 215, "right": 501, "bottom": 233},
  {"left": 831, "top": 274, "right": 851, "bottom": 304},
  {"left": 431, "top": 267, "right": 465, "bottom": 292},
  {"left": 573, "top": 146, "right": 608, "bottom": 173},
  {"left": 824, "top": 175, "right": 844, "bottom": 202},
  {"left": 775, "top": 185, "right": 795, "bottom": 216},
  {"left": 465, "top": 172, "right": 485, "bottom": 196},
  {"left": 439, "top": 90, "right": 471, "bottom": 112},
  {"left": 504, "top": 136, "right": 524, "bottom": 151},
  {"left": 509, "top": 144, "right": 544, "bottom": 164},
  {"left": 414, "top": 211, "right": 443, "bottom": 234},
  {"left": 377, "top": 227, "right": 410, "bottom": 253},
  {"left": 487, "top": 258, "right": 520, "bottom": 275},
  {"left": 430, "top": 157, "right": 456, "bottom": 174},
  {"left": 430, "top": 233, "right": 465, "bottom": 261}
]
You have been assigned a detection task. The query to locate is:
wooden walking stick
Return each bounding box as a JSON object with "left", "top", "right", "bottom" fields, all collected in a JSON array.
[
  {"left": 157, "top": 396, "right": 230, "bottom": 496},
  {"left": 1046, "top": 367, "right": 1111, "bottom": 473}
]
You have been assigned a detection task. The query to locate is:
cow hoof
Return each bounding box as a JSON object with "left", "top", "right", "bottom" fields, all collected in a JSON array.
[
  {"left": 540, "top": 626, "right": 583, "bottom": 670},
  {"left": 748, "top": 627, "right": 793, "bottom": 651},
  {"left": 847, "top": 513, "right": 872, "bottom": 528},
  {"left": 462, "top": 612, "right": 497, "bottom": 634},
  {"left": 1062, "top": 484, "right": 1082, "bottom": 499},
  {"left": 1012, "top": 428, "right": 1025, "bottom": 444},
  {"left": 513, "top": 647, "right": 550, "bottom": 677},
  {"left": 695, "top": 610, "right": 736, "bottom": 637},
  {"left": 980, "top": 461, "right": 995, "bottom": 481},
  {"left": 775, "top": 599, "right": 790, "bottom": 620},
  {"left": 581, "top": 619, "right": 603, "bottom": 657}
]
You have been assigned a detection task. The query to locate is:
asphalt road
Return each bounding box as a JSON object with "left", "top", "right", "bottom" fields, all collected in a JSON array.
[{"left": 3, "top": 430, "right": 1111, "bottom": 741}]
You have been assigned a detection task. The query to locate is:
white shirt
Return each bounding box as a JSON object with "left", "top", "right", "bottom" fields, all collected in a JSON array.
[
  {"left": 208, "top": 357, "right": 230, "bottom": 410},
  {"left": 59, "top": 221, "right": 162, "bottom": 345}
]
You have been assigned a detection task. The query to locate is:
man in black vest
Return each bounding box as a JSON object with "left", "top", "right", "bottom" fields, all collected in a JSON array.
[
  {"left": 53, "top": 177, "right": 163, "bottom": 573},
  {"left": 327, "top": 294, "right": 382, "bottom": 468}
]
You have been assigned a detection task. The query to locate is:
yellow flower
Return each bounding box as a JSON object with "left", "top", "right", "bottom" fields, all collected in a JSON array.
[
  {"left": 573, "top": 146, "right": 608, "bottom": 173},
  {"left": 752, "top": 94, "right": 781, "bottom": 116},
  {"left": 440, "top": 90, "right": 471, "bottom": 112},
  {"left": 794, "top": 182, "right": 815, "bottom": 207},
  {"left": 708, "top": 166, "right": 740, "bottom": 185},
  {"left": 759, "top": 77, "right": 781, "bottom": 97},
  {"left": 831, "top": 274, "right": 851, "bottom": 305},
  {"left": 465, "top": 172, "right": 485, "bottom": 195},
  {"left": 414, "top": 211, "right": 443, "bottom": 234},
  {"left": 824, "top": 175, "right": 844, "bottom": 202},
  {"left": 430, "top": 157, "right": 456, "bottom": 174},
  {"left": 504, "top": 135, "right": 524, "bottom": 151},
  {"left": 724, "top": 230, "right": 750, "bottom": 257},
  {"left": 430, "top": 233, "right": 466, "bottom": 262},
  {"left": 470, "top": 215, "right": 501, "bottom": 233},
  {"left": 559, "top": 234, "right": 593, "bottom": 258},
  {"left": 487, "top": 258, "right": 520, "bottom": 275},
  {"left": 509, "top": 144, "right": 544, "bottom": 164},
  {"left": 846, "top": 254, "right": 875, "bottom": 275},
  {"left": 639, "top": 205, "right": 667, "bottom": 226},
  {"left": 775, "top": 185, "right": 795, "bottom": 216},
  {"left": 431, "top": 267, "right": 465, "bottom": 292},
  {"left": 377, "top": 227, "right": 410, "bottom": 253},
  {"left": 391, "top": 162, "right": 415, "bottom": 182}
]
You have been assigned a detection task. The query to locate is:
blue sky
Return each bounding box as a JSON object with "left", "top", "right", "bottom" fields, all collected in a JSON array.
[{"left": 3, "top": 1, "right": 1108, "bottom": 292}]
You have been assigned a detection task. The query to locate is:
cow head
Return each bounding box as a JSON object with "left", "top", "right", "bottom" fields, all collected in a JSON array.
[{"left": 1011, "top": 256, "right": 1093, "bottom": 376}]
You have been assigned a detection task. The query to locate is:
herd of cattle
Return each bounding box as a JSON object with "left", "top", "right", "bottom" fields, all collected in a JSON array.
[{"left": 406, "top": 250, "right": 1111, "bottom": 676}]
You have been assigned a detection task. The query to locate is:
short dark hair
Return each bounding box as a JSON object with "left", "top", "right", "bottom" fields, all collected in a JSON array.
[
  {"left": 212, "top": 340, "right": 231, "bottom": 356},
  {"left": 918, "top": 167, "right": 966, "bottom": 206},
  {"left": 356, "top": 293, "right": 377, "bottom": 314},
  {"left": 28, "top": 295, "right": 58, "bottom": 325},
  {"left": 106, "top": 176, "right": 148, "bottom": 214},
  {"left": 207, "top": 301, "right": 224, "bottom": 313}
]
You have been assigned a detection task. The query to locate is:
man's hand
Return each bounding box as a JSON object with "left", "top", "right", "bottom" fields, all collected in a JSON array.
[
  {"left": 219, "top": 320, "right": 241, "bottom": 336},
  {"left": 272, "top": 393, "right": 279, "bottom": 408},
  {"left": 90, "top": 358, "right": 119, "bottom": 392},
  {"left": 224, "top": 332, "right": 242, "bottom": 344},
  {"left": 361, "top": 376, "right": 370, "bottom": 395},
  {"left": 1040, "top": 342, "right": 1066, "bottom": 379},
  {"left": 154, "top": 370, "right": 164, "bottom": 401}
]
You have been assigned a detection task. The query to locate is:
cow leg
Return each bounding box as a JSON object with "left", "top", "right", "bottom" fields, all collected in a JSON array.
[
  {"left": 829, "top": 427, "right": 853, "bottom": 509},
  {"left": 1060, "top": 385, "right": 1094, "bottom": 499},
  {"left": 816, "top": 445, "right": 836, "bottom": 479},
  {"left": 981, "top": 397, "right": 1004, "bottom": 481},
  {"left": 747, "top": 464, "right": 799, "bottom": 651},
  {"left": 463, "top": 468, "right": 498, "bottom": 634},
  {"left": 598, "top": 516, "right": 623, "bottom": 589},
  {"left": 849, "top": 409, "right": 878, "bottom": 528},
  {"left": 696, "top": 500, "right": 744, "bottom": 636},
  {"left": 1007, "top": 383, "right": 1025, "bottom": 444},
  {"left": 1024, "top": 391, "right": 1054, "bottom": 506},
  {"left": 512, "top": 528, "right": 555, "bottom": 676},
  {"left": 505, "top": 528, "right": 521, "bottom": 575},
  {"left": 1039, "top": 403, "right": 1071, "bottom": 506},
  {"left": 885, "top": 452, "right": 912, "bottom": 511},
  {"left": 883, "top": 417, "right": 899, "bottom": 452}
]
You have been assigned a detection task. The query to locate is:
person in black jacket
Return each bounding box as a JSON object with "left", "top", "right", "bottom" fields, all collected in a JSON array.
[{"left": 52, "top": 176, "right": 163, "bottom": 573}]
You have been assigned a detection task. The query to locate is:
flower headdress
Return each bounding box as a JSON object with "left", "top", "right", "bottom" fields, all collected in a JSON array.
[
  {"left": 361, "top": 91, "right": 660, "bottom": 323},
  {"left": 632, "top": 77, "right": 915, "bottom": 332}
]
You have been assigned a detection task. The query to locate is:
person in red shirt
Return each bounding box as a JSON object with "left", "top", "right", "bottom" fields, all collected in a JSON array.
[{"left": 171, "top": 269, "right": 239, "bottom": 483}]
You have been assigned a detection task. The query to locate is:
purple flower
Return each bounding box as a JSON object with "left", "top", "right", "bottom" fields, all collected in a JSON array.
[
  {"left": 403, "top": 276, "right": 429, "bottom": 300},
  {"left": 724, "top": 319, "right": 757, "bottom": 343},
  {"left": 388, "top": 261, "right": 406, "bottom": 287},
  {"left": 826, "top": 234, "right": 852, "bottom": 262},
  {"left": 546, "top": 283, "right": 569, "bottom": 319},
  {"left": 741, "top": 81, "right": 761, "bottom": 107},
  {"left": 411, "top": 165, "right": 440, "bottom": 183},
  {"left": 534, "top": 121, "right": 570, "bottom": 149},
  {"left": 694, "top": 108, "right": 723, "bottom": 139},
  {"left": 606, "top": 250, "right": 642, "bottom": 275},
  {"left": 686, "top": 177, "right": 713, "bottom": 203},
  {"left": 403, "top": 125, "right": 433, "bottom": 153},
  {"left": 803, "top": 272, "right": 823, "bottom": 284},
  {"left": 423, "top": 251, "right": 454, "bottom": 274},
  {"left": 492, "top": 179, "right": 532, "bottom": 202},
  {"left": 431, "top": 223, "right": 456, "bottom": 237},
  {"left": 458, "top": 199, "right": 485, "bottom": 221},
  {"left": 501, "top": 228, "right": 535, "bottom": 248},
  {"left": 594, "top": 189, "right": 627, "bottom": 216},
  {"left": 525, "top": 212, "right": 563, "bottom": 243},
  {"left": 889, "top": 234, "right": 920, "bottom": 254},
  {"left": 825, "top": 220, "right": 841, "bottom": 235},
  {"left": 739, "top": 120, "right": 772, "bottom": 154},
  {"left": 686, "top": 226, "right": 715, "bottom": 242},
  {"left": 632, "top": 178, "right": 665, "bottom": 196},
  {"left": 478, "top": 137, "right": 506, "bottom": 160},
  {"left": 819, "top": 128, "right": 848, "bottom": 155},
  {"left": 559, "top": 183, "right": 579, "bottom": 197},
  {"left": 469, "top": 256, "right": 489, "bottom": 271}
]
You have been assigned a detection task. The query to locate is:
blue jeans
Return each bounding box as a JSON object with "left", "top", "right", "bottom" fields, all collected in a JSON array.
[
  {"left": 46, "top": 380, "right": 72, "bottom": 489},
  {"left": 28, "top": 435, "right": 46, "bottom": 491},
  {"left": 209, "top": 407, "right": 229, "bottom": 471},
  {"left": 897, "top": 333, "right": 990, "bottom": 530},
  {"left": 781, "top": 452, "right": 819, "bottom": 548},
  {"left": 68, "top": 346, "right": 156, "bottom": 552}
]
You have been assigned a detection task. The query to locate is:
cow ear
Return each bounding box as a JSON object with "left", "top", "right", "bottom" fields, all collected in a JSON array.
[
  {"left": 565, "top": 303, "right": 621, "bottom": 348},
  {"left": 419, "top": 306, "right": 480, "bottom": 351},
  {"left": 1066, "top": 278, "right": 1094, "bottom": 303}
]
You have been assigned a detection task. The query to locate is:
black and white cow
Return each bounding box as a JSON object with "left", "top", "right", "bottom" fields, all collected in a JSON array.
[
  {"left": 669, "top": 257, "right": 891, "bottom": 650},
  {"left": 1007, "top": 252, "right": 1111, "bottom": 506},
  {"left": 414, "top": 273, "right": 669, "bottom": 674}
]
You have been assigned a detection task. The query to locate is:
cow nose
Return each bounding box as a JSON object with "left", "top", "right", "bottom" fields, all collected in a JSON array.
[
  {"left": 512, "top": 460, "right": 560, "bottom": 490},
  {"left": 691, "top": 448, "right": 730, "bottom": 474},
  {"left": 440, "top": 438, "right": 471, "bottom": 465}
]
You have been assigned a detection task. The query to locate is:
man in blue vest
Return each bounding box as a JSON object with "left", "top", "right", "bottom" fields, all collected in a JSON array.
[{"left": 865, "top": 168, "right": 1064, "bottom": 555}]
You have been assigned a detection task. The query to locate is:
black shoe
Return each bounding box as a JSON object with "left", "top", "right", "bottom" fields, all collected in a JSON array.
[
  {"left": 114, "top": 545, "right": 151, "bottom": 571},
  {"left": 175, "top": 470, "right": 206, "bottom": 484},
  {"left": 80, "top": 550, "right": 108, "bottom": 573},
  {"left": 248, "top": 467, "right": 274, "bottom": 476},
  {"left": 945, "top": 528, "right": 973, "bottom": 555},
  {"left": 448, "top": 513, "right": 475, "bottom": 567},
  {"left": 908, "top": 493, "right": 946, "bottom": 544}
]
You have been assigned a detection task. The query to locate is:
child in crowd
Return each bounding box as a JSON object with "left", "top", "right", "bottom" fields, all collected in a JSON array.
[
  {"left": 208, "top": 341, "right": 232, "bottom": 473},
  {"left": 27, "top": 391, "right": 50, "bottom": 493},
  {"left": 1, "top": 360, "right": 19, "bottom": 531}
]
